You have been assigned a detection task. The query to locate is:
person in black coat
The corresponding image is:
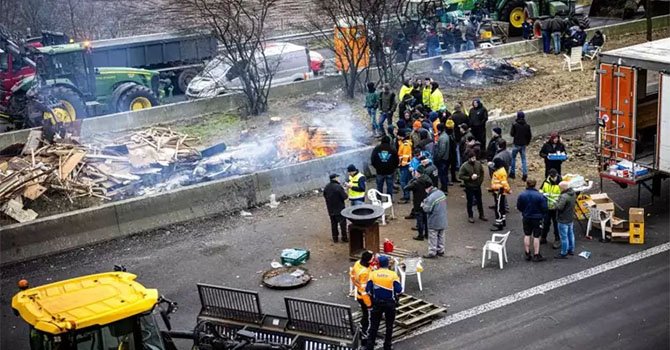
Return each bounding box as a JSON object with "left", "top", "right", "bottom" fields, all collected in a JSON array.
[
  {"left": 539, "top": 132, "right": 568, "bottom": 177},
  {"left": 323, "top": 174, "right": 349, "bottom": 243},
  {"left": 509, "top": 111, "right": 532, "bottom": 181},
  {"left": 371, "top": 136, "right": 399, "bottom": 197},
  {"left": 468, "top": 98, "right": 488, "bottom": 159}
]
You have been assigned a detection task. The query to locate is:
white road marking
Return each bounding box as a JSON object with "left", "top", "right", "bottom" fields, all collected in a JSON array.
[{"left": 397, "top": 242, "right": 670, "bottom": 343}]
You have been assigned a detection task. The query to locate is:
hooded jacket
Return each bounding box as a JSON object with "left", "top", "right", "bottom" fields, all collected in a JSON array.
[
  {"left": 451, "top": 110, "right": 469, "bottom": 142},
  {"left": 434, "top": 132, "right": 450, "bottom": 162},
  {"left": 429, "top": 87, "right": 445, "bottom": 112},
  {"left": 555, "top": 187, "right": 576, "bottom": 223},
  {"left": 323, "top": 180, "right": 348, "bottom": 216},
  {"left": 516, "top": 187, "right": 548, "bottom": 220},
  {"left": 379, "top": 91, "right": 397, "bottom": 113},
  {"left": 510, "top": 118, "right": 532, "bottom": 146},
  {"left": 421, "top": 187, "right": 448, "bottom": 230},
  {"left": 405, "top": 173, "right": 431, "bottom": 212},
  {"left": 468, "top": 100, "right": 488, "bottom": 128},
  {"left": 399, "top": 84, "right": 413, "bottom": 102},
  {"left": 371, "top": 140, "right": 399, "bottom": 176},
  {"left": 486, "top": 134, "right": 501, "bottom": 161}
]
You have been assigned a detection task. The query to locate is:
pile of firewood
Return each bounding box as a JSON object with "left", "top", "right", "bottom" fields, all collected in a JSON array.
[{"left": 0, "top": 127, "right": 201, "bottom": 223}]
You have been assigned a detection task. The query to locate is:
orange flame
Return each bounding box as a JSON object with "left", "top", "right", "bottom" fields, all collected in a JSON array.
[{"left": 278, "top": 123, "right": 337, "bottom": 161}]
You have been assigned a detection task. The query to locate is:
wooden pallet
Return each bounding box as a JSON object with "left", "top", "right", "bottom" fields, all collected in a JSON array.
[
  {"left": 352, "top": 294, "right": 446, "bottom": 340},
  {"left": 378, "top": 245, "right": 419, "bottom": 260}
]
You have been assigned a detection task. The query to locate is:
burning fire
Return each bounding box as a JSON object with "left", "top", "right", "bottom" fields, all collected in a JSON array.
[{"left": 278, "top": 123, "right": 337, "bottom": 161}]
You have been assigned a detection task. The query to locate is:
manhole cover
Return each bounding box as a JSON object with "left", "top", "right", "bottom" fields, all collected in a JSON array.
[{"left": 262, "top": 266, "right": 312, "bottom": 289}]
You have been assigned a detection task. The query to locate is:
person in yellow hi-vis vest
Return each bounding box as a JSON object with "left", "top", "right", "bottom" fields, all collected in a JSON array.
[
  {"left": 397, "top": 132, "right": 413, "bottom": 203},
  {"left": 489, "top": 158, "right": 511, "bottom": 231},
  {"left": 365, "top": 255, "right": 402, "bottom": 350},
  {"left": 345, "top": 164, "right": 366, "bottom": 205},
  {"left": 422, "top": 77, "right": 432, "bottom": 107},
  {"left": 429, "top": 81, "right": 445, "bottom": 113},
  {"left": 350, "top": 251, "right": 373, "bottom": 338}
]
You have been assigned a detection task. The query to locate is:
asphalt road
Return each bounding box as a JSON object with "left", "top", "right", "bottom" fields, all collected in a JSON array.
[{"left": 397, "top": 252, "right": 670, "bottom": 350}]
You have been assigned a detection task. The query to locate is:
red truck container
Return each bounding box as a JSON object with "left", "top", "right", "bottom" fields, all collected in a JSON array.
[{"left": 596, "top": 38, "right": 669, "bottom": 205}]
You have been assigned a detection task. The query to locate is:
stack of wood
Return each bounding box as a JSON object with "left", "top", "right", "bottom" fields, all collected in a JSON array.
[{"left": 0, "top": 127, "right": 201, "bottom": 223}]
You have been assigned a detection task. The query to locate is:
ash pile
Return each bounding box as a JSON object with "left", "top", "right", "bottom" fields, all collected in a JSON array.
[{"left": 441, "top": 56, "right": 535, "bottom": 85}]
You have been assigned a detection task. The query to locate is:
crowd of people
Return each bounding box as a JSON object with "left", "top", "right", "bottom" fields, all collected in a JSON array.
[
  {"left": 522, "top": 15, "right": 605, "bottom": 57},
  {"left": 323, "top": 78, "right": 577, "bottom": 350}
]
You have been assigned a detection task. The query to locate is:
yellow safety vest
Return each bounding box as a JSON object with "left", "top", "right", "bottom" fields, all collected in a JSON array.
[
  {"left": 430, "top": 88, "right": 445, "bottom": 112},
  {"left": 422, "top": 87, "right": 431, "bottom": 106},
  {"left": 348, "top": 172, "right": 365, "bottom": 200},
  {"left": 350, "top": 261, "right": 372, "bottom": 306},
  {"left": 399, "top": 85, "right": 413, "bottom": 102},
  {"left": 541, "top": 180, "right": 561, "bottom": 209}
]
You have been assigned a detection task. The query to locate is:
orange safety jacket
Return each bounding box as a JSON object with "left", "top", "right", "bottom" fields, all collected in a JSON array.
[
  {"left": 350, "top": 261, "right": 372, "bottom": 307},
  {"left": 491, "top": 167, "right": 511, "bottom": 194},
  {"left": 398, "top": 139, "right": 413, "bottom": 166}
]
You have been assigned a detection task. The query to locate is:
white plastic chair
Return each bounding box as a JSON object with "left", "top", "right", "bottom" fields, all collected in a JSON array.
[
  {"left": 367, "top": 189, "right": 394, "bottom": 225},
  {"left": 562, "top": 46, "right": 583, "bottom": 72},
  {"left": 396, "top": 257, "right": 423, "bottom": 292},
  {"left": 481, "top": 231, "right": 510, "bottom": 269},
  {"left": 586, "top": 207, "right": 612, "bottom": 241}
]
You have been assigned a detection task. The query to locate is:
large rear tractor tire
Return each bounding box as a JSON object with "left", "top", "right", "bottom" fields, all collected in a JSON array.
[
  {"left": 501, "top": 0, "right": 527, "bottom": 37},
  {"left": 116, "top": 85, "right": 159, "bottom": 112},
  {"left": 38, "top": 86, "right": 88, "bottom": 126},
  {"left": 177, "top": 69, "right": 198, "bottom": 94}
]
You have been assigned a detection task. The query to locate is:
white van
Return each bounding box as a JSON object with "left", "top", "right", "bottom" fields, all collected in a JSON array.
[{"left": 186, "top": 42, "right": 324, "bottom": 99}]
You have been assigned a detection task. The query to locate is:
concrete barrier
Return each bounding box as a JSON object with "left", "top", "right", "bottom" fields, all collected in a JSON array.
[{"left": 0, "top": 147, "right": 373, "bottom": 265}]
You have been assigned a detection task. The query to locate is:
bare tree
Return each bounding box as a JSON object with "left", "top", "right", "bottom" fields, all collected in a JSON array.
[{"left": 158, "top": 0, "right": 278, "bottom": 115}]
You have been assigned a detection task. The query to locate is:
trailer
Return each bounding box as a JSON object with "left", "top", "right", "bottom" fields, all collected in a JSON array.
[
  {"left": 596, "top": 37, "right": 670, "bottom": 206},
  {"left": 90, "top": 32, "right": 218, "bottom": 93}
]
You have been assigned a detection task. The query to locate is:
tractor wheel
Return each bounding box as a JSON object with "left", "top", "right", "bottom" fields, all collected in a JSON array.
[
  {"left": 40, "top": 86, "right": 87, "bottom": 125},
  {"left": 116, "top": 85, "right": 159, "bottom": 112},
  {"left": 177, "top": 69, "right": 198, "bottom": 94},
  {"left": 501, "top": 0, "right": 527, "bottom": 37}
]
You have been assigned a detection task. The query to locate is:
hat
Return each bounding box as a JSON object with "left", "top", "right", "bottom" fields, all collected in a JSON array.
[
  {"left": 492, "top": 127, "right": 502, "bottom": 136},
  {"left": 493, "top": 158, "right": 505, "bottom": 169},
  {"left": 548, "top": 168, "right": 558, "bottom": 176},
  {"left": 413, "top": 120, "right": 422, "bottom": 130},
  {"left": 550, "top": 132, "right": 559, "bottom": 140},
  {"left": 329, "top": 174, "right": 339, "bottom": 180},
  {"left": 445, "top": 119, "right": 455, "bottom": 129},
  {"left": 347, "top": 164, "right": 357, "bottom": 172},
  {"left": 361, "top": 251, "right": 373, "bottom": 264},
  {"left": 418, "top": 155, "right": 427, "bottom": 161},
  {"left": 516, "top": 111, "right": 525, "bottom": 119},
  {"left": 378, "top": 255, "right": 390, "bottom": 268},
  {"left": 381, "top": 135, "right": 391, "bottom": 144}
]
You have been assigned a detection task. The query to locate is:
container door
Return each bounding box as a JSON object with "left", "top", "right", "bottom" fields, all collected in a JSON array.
[
  {"left": 658, "top": 73, "right": 670, "bottom": 174},
  {"left": 599, "top": 64, "right": 636, "bottom": 162}
]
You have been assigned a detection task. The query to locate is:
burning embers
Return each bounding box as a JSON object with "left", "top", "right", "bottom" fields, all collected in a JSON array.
[{"left": 278, "top": 123, "right": 338, "bottom": 162}]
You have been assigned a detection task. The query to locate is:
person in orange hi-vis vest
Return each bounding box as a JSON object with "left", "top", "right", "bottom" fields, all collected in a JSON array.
[
  {"left": 397, "top": 131, "right": 413, "bottom": 203},
  {"left": 490, "top": 157, "right": 511, "bottom": 231},
  {"left": 350, "top": 251, "right": 373, "bottom": 339}
]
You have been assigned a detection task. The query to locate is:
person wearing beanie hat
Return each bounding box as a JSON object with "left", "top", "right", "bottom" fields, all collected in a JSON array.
[
  {"left": 468, "top": 98, "right": 489, "bottom": 159},
  {"left": 323, "top": 173, "right": 348, "bottom": 242},
  {"left": 459, "top": 150, "right": 487, "bottom": 223},
  {"left": 405, "top": 166, "right": 432, "bottom": 240},
  {"left": 365, "top": 254, "right": 402, "bottom": 350},
  {"left": 434, "top": 123, "right": 451, "bottom": 192},
  {"left": 365, "top": 82, "right": 380, "bottom": 135},
  {"left": 486, "top": 126, "right": 503, "bottom": 163},
  {"left": 539, "top": 131, "right": 567, "bottom": 177},
  {"left": 489, "top": 157, "right": 511, "bottom": 231},
  {"left": 517, "top": 178, "right": 548, "bottom": 262},
  {"left": 510, "top": 110, "right": 532, "bottom": 181},
  {"left": 350, "top": 250, "right": 374, "bottom": 336},
  {"left": 371, "top": 135, "right": 399, "bottom": 198},
  {"left": 345, "top": 164, "right": 366, "bottom": 205},
  {"left": 421, "top": 178, "right": 448, "bottom": 258}
]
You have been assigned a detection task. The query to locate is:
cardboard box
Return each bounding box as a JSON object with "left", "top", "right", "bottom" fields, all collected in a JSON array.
[{"left": 629, "top": 208, "right": 645, "bottom": 224}]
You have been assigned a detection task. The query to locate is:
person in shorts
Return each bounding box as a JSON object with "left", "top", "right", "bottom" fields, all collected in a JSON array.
[{"left": 516, "top": 179, "right": 548, "bottom": 262}]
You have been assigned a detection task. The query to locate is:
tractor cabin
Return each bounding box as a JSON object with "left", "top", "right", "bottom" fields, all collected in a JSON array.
[{"left": 596, "top": 37, "right": 670, "bottom": 206}]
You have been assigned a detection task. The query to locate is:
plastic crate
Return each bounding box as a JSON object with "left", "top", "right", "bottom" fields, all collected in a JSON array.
[
  {"left": 281, "top": 248, "right": 310, "bottom": 266},
  {"left": 547, "top": 154, "right": 568, "bottom": 161}
]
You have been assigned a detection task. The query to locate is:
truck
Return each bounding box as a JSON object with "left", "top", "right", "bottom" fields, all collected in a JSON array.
[
  {"left": 596, "top": 37, "right": 669, "bottom": 206},
  {"left": 11, "top": 271, "right": 361, "bottom": 350}
]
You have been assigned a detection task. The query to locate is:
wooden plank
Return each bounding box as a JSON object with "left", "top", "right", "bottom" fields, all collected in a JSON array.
[
  {"left": 396, "top": 307, "right": 447, "bottom": 328},
  {"left": 2, "top": 198, "right": 38, "bottom": 222},
  {"left": 23, "top": 184, "right": 47, "bottom": 200},
  {"left": 395, "top": 303, "right": 435, "bottom": 319},
  {"left": 59, "top": 152, "right": 85, "bottom": 179},
  {"left": 395, "top": 299, "right": 424, "bottom": 311},
  {"left": 21, "top": 130, "right": 43, "bottom": 155}
]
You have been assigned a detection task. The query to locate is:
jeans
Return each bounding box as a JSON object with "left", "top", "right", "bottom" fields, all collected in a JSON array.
[
  {"left": 435, "top": 159, "right": 449, "bottom": 191},
  {"left": 329, "top": 214, "right": 347, "bottom": 240},
  {"left": 582, "top": 42, "right": 595, "bottom": 55},
  {"left": 350, "top": 199, "right": 364, "bottom": 206},
  {"left": 465, "top": 40, "right": 476, "bottom": 51},
  {"left": 542, "top": 209, "right": 559, "bottom": 241},
  {"left": 552, "top": 32, "right": 561, "bottom": 54},
  {"left": 510, "top": 145, "right": 527, "bottom": 177},
  {"left": 542, "top": 31, "right": 551, "bottom": 53},
  {"left": 416, "top": 211, "right": 427, "bottom": 238},
  {"left": 378, "top": 112, "right": 392, "bottom": 132},
  {"left": 558, "top": 222, "right": 575, "bottom": 255},
  {"left": 366, "top": 301, "right": 396, "bottom": 350},
  {"left": 465, "top": 187, "right": 484, "bottom": 218},
  {"left": 367, "top": 107, "right": 378, "bottom": 132},
  {"left": 399, "top": 166, "right": 411, "bottom": 200},
  {"left": 455, "top": 144, "right": 462, "bottom": 168},
  {"left": 376, "top": 174, "right": 394, "bottom": 198},
  {"left": 427, "top": 229, "right": 445, "bottom": 256}
]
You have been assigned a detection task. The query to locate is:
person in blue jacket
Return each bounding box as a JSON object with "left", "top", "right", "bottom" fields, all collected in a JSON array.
[{"left": 516, "top": 179, "right": 548, "bottom": 262}]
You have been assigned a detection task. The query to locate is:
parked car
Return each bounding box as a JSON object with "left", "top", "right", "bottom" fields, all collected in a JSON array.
[{"left": 186, "top": 42, "right": 324, "bottom": 99}]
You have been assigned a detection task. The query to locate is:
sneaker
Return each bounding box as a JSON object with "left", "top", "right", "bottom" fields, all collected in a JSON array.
[
  {"left": 555, "top": 254, "right": 568, "bottom": 259},
  {"left": 411, "top": 226, "right": 418, "bottom": 231},
  {"left": 490, "top": 226, "right": 504, "bottom": 232},
  {"left": 479, "top": 216, "right": 488, "bottom": 222},
  {"left": 341, "top": 237, "right": 349, "bottom": 243},
  {"left": 567, "top": 251, "right": 574, "bottom": 256},
  {"left": 552, "top": 241, "right": 561, "bottom": 249},
  {"left": 524, "top": 252, "right": 532, "bottom": 261},
  {"left": 468, "top": 217, "right": 475, "bottom": 223},
  {"left": 521, "top": 174, "right": 528, "bottom": 182},
  {"left": 532, "top": 254, "right": 546, "bottom": 262},
  {"left": 412, "top": 235, "right": 424, "bottom": 241},
  {"left": 488, "top": 205, "right": 495, "bottom": 209},
  {"left": 423, "top": 254, "right": 437, "bottom": 259}
]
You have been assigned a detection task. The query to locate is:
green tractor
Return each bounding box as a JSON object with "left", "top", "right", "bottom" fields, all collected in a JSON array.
[{"left": 11, "top": 41, "right": 164, "bottom": 127}]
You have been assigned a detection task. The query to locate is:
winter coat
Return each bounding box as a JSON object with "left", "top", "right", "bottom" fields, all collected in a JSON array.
[
  {"left": 510, "top": 118, "right": 532, "bottom": 146},
  {"left": 468, "top": 104, "right": 488, "bottom": 128},
  {"left": 451, "top": 111, "right": 469, "bottom": 141},
  {"left": 371, "top": 143, "right": 399, "bottom": 176},
  {"left": 399, "top": 85, "right": 413, "bottom": 102},
  {"left": 540, "top": 176, "right": 562, "bottom": 210},
  {"left": 458, "top": 160, "right": 484, "bottom": 188},
  {"left": 429, "top": 88, "right": 445, "bottom": 112},
  {"left": 447, "top": 133, "right": 458, "bottom": 161},
  {"left": 434, "top": 132, "right": 450, "bottom": 162},
  {"left": 539, "top": 141, "right": 567, "bottom": 173},
  {"left": 422, "top": 87, "right": 432, "bottom": 107},
  {"left": 490, "top": 167, "right": 511, "bottom": 193},
  {"left": 420, "top": 163, "right": 439, "bottom": 187},
  {"left": 379, "top": 91, "right": 397, "bottom": 113},
  {"left": 555, "top": 188, "right": 576, "bottom": 223},
  {"left": 465, "top": 22, "right": 478, "bottom": 42},
  {"left": 516, "top": 188, "right": 548, "bottom": 220},
  {"left": 405, "top": 174, "right": 431, "bottom": 212},
  {"left": 589, "top": 33, "right": 605, "bottom": 47},
  {"left": 421, "top": 187, "right": 448, "bottom": 230},
  {"left": 549, "top": 17, "right": 565, "bottom": 33},
  {"left": 410, "top": 88, "right": 423, "bottom": 107},
  {"left": 486, "top": 135, "right": 501, "bottom": 161},
  {"left": 491, "top": 149, "right": 512, "bottom": 175},
  {"left": 323, "top": 180, "right": 348, "bottom": 216},
  {"left": 365, "top": 91, "right": 380, "bottom": 109}
]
